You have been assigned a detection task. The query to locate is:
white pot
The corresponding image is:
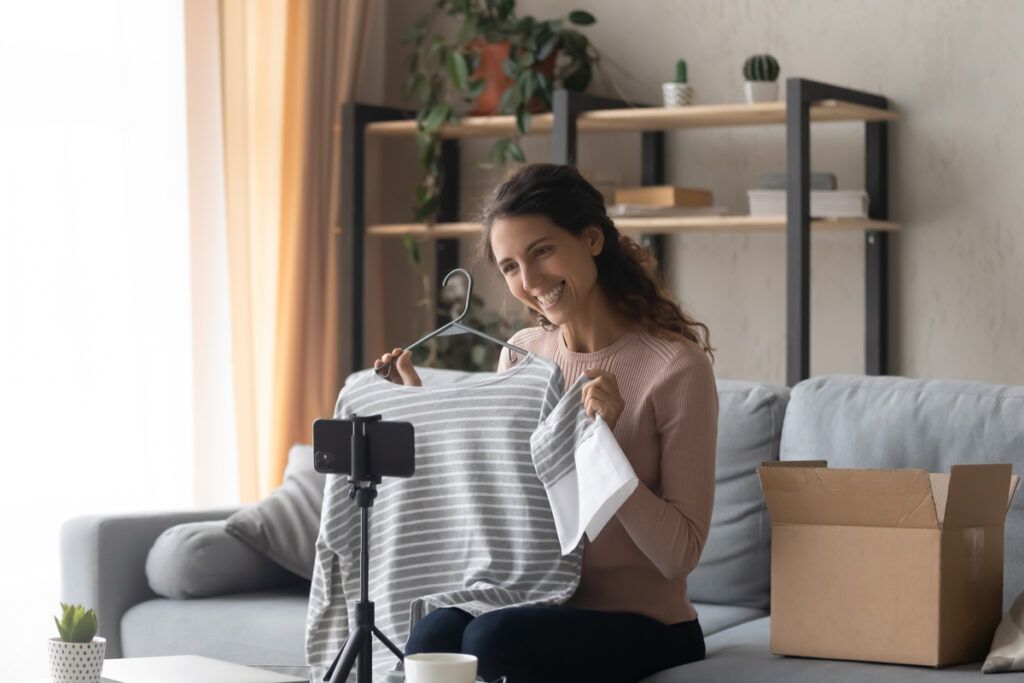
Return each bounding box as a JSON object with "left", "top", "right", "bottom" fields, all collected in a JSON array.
[
  {"left": 662, "top": 82, "right": 694, "bottom": 107},
  {"left": 744, "top": 80, "right": 778, "bottom": 103},
  {"left": 48, "top": 637, "right": 106, "bottom": 683}
]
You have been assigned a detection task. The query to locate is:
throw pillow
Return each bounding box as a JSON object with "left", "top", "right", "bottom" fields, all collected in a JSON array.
[
  {"left": 145, "top": 520, "right": 297, "bottom": 599},
  {"left": 983, "top": 590, "right": 1024, "bottom": 673},
  {"left": 225, "top": 443, "right": 325, "bottom": 580}
]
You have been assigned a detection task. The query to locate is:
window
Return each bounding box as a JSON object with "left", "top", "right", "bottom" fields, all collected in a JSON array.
[{"left": 0, "top": 2, "right": 194, "bottom": 677}]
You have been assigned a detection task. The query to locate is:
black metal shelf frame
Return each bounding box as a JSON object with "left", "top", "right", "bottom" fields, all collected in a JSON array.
[{"left": 338, "top": 77, "right": 891, "bottom": 388}]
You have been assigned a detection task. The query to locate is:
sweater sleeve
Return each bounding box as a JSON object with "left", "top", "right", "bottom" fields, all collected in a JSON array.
[{"left": 613, "top": 349, "right": 718, "bottom": 580}]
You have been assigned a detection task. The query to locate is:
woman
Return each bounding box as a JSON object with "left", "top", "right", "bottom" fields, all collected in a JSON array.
[{"left": 374, "top": 163, "right": 718, "bottom": 683}]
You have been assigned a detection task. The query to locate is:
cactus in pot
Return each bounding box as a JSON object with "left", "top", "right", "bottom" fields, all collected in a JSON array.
[
  {"left": 743, "top": 53, "right": 781, "bottom": 103},
  {"left": 48, "top": 603, "right": 106, "bottom": 683},
  {"left": 662, "top": 58, "right": 694, "bottom": 107}
]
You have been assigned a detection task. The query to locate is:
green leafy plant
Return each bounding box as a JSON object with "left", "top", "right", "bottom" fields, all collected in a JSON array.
[
  {"left": 674, "top": 58, "right": 688, "bottom": 84},
  {"left": 54, "top": 603, "right": 98, "bottom": 643},
  {"left": 403, "top": 0, "right": 598, "bottom": 222},
  {"left": 743, "top": 54, "right": 780, "bottom": 82}
]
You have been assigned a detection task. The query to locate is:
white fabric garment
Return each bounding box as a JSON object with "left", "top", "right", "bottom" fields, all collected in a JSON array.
[{"left": 531, "top": 375, "right": 639, "bottom": 555}]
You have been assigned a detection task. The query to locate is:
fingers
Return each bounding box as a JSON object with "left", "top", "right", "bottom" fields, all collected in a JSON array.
[
  {"left": 373, "top": 348, "right": 421, "bottom": 386},
  {"left": 584, "top": 397, "right": 601, "bottom": 418},
  {"left": 394, "top": 348, "right": 422, "bottom": 387},
  {"left": 374, "top": 347, "right": 405, "bottom": 384}
]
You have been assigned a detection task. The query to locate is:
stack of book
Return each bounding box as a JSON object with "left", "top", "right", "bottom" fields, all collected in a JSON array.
[
  {"left": 747, "top": 171, "right": 868, "bottom": 218},
  {"left": 607, "top": 185, "right": 728, "bottom": 218}
]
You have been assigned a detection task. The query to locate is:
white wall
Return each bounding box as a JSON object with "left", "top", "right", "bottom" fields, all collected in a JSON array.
[{"left": 378, "top": 0, "right": 1024, "bottom": 386}]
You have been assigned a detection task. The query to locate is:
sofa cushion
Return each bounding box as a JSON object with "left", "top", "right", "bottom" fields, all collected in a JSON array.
[
  {"left": 687, "top": 381, "right": 789, "bottom": 610},
  {"left": 780, "top": 374, "right": 1024, "bottom": 610},
  {"left": 640, "top": 617, "right": 1001, "bottom": 682},
  {"left": 121, "top": 585, "right": 309, "bottom": 668},
  {"left": 146, "top": 520, "right": 297, "bottom": 599},
  {"left": 226, "top": 444, "right": 324, "bottom": 580},
  {"left": 692, "top": 602, "right": 767, "bottom": 636}
]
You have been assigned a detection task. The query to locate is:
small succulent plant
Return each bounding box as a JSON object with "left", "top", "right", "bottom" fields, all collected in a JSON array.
[
  {"left": 674, "top": 58, "right": 688, "bottom": 84},
  {"left": 743, "top": 54, "right": 780, "bottom": 82},
  {"left": 54, "top": 603, "right": 98, "bottom": 643}
]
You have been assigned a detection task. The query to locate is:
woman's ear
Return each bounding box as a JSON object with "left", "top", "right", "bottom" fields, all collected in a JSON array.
[{"left": 585, "top": 226, "right": 604, "bottom": 256}]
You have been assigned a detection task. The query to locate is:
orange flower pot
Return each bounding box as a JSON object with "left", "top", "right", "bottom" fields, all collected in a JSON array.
[{"left": 469, "top": 40, "right": 557, "bottom": 116}]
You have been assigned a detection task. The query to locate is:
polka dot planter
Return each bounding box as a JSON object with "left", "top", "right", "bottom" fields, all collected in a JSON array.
[{"left": 47, "top": 637, "right": 105, "bottom": 683}]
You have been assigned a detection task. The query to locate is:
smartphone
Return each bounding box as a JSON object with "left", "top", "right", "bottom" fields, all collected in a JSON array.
[{"left": 312, "top": 418, "right": 415, "bottom": 479}]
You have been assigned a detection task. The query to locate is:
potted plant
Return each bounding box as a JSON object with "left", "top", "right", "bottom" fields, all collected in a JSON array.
[
  {"left": 48, "top": 603, "right": 105, "bottom": 683},
  {"left": 662, "top": 58, "right": 694, "bottom": 107},
  {"left": 743, "top": 54, "right": 780, "bottom": 103},
  {"left": 402, "top": 0, "right": 599, "bottom": 222}
]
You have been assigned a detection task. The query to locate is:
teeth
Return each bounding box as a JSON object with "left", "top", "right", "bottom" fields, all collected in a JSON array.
[{"left": 537, "top": 282, "right": 565, "bottom": 307}]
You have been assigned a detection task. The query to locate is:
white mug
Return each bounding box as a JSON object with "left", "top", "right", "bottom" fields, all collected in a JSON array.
[{"left": 404, "top": 653, "right": 478, "bottom": 683}]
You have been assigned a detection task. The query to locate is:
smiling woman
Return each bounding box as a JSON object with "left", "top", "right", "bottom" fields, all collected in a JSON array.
[{"left": 385, "top": 164, "right": 721, "bottom": 683}]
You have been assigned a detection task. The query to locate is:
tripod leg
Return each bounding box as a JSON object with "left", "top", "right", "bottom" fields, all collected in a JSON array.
[
  {"left": 371, "top": 626, "right": 406, "bottom": 662},
  {"left": 327, "top": 627, "right": 365, "bottom": 683},
  {"left": 323, "top": 634, "right": 348, "bottom": 680}
]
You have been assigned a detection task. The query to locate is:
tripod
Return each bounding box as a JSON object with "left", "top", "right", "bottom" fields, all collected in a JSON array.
[{"left": 324, "top": 414, "right": 405, "bottom": 683}]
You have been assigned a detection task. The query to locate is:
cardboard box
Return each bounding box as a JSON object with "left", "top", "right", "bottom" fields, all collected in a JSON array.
[
  {"left": 612, "top": 185, "right": 712, "bottom": 207},
  {"left": 760, "top": 461, "right": 1019, "bottom": 667}
]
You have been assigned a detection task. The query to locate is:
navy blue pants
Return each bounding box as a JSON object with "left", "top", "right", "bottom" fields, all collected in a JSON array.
[{"left": 405, "top": 606, "right": 705, "bottom": 683}]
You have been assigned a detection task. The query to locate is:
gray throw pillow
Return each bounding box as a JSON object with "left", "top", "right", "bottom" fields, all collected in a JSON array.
[
  {"left": 225, "top": 443, "right": 325, "bottom": 580},
  {"left": 146, "top": 520, "right": 296, "bottom": 599}
]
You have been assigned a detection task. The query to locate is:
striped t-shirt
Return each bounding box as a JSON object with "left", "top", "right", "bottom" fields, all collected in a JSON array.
[{"left": 306, "top": 353, "right": 600, "bottom": 681}]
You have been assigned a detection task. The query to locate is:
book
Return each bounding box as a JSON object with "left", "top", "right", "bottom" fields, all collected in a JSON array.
[
  {"left": 607, "top": 204, "right": 729, "bottom": 217},
  {"left": 758, "top": 171, "right": 838, "bottom": 191},
  {"left": 612, "top": 185, "right": 713, "bottom": 207},
  {"left": 747, "top": 190, "right": 869, "bottom": 218}
]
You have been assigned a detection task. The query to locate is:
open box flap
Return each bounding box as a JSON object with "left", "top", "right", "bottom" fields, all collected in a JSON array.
[
  {"left": 759, "top": 463, "right": 939, "bottom": 529},
  {"left": 940, "top": 464, "right": 1016, "bottom": 528}
]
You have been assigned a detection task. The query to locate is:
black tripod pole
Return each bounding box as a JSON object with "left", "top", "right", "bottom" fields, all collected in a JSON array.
[{"left": 325, "top": 415, "right": 405, "bottom": 683}]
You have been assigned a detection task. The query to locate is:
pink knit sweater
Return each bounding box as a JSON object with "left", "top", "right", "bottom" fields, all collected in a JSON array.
[{"left": 497, "top": 326, "right": 718, "bottom": 625}]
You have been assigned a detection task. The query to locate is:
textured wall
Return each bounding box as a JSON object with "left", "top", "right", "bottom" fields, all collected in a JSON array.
[{"left": 377, "top": 0, "right": 1024, "bottom": 386}]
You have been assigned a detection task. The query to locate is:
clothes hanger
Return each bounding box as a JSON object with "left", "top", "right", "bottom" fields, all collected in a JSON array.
[{"left": 376, "top": 267, "right": 530, "bottom": 379}]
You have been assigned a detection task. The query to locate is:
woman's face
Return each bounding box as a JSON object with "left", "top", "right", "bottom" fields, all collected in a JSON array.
[{"left": 490, "top": 214, "right": 603, "bottom": 326}]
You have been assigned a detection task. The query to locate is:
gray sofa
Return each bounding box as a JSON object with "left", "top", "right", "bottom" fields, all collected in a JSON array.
[{"left": 61, "top": 374, "right": 1024, "bottom": 681}]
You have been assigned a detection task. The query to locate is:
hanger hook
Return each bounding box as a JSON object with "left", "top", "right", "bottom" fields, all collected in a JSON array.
[{"left": 441, "top": 268, "right": 473, "bottom": 324}]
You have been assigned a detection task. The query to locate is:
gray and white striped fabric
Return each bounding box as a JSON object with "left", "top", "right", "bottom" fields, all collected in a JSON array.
[{"left": 305, "top": 353, "right": 591, "bottom": 681}]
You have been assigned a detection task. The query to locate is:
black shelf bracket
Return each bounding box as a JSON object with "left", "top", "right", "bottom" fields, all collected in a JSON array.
[{"left": 785, "top": 78, "right": 890, "bottom": 386}]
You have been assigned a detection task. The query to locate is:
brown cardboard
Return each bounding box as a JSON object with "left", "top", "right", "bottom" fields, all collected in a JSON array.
[
  {"left": 761, "top": 461, "right": 1019, "bottom": 668},
  {"left": 612, "top": 185, "right": 713, "bottom": 207}
]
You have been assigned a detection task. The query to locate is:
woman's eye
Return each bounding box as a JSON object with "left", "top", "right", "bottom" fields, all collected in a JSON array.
[
  {"left": 502, "top": 263, "right": 517, "bottom": 274},
  {"left": 535, "top": 246, "right": 551, "bottom": 256}
]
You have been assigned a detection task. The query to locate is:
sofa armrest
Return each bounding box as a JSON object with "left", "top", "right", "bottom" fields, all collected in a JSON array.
[{"left": 60, "top": 508, "right": 240, "bottom": 658}]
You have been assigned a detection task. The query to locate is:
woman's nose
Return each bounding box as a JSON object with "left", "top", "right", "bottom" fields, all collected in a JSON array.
[{"left": 519, "top": 264, "right": 540, "bottom": 291}]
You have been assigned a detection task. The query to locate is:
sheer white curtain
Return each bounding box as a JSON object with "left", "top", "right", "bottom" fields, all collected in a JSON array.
[{"left": 0, "top": 2, "right": 217, "bottom": 679}]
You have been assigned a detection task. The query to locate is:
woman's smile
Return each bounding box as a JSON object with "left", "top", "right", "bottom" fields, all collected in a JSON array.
[{"left": 535, "top": 281, "right": 566, "bottom": 309}]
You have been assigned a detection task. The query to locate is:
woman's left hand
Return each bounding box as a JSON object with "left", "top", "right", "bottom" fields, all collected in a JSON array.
[{"left": 581, "top": 368, "right": 625, "bottom": 431}]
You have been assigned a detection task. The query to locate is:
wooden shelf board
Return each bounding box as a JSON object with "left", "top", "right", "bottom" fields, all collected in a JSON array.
[
  {"left": 367, "top": 216, "right": 900, "bottom": 238},
  {"left": 365, "top": 100, "right": 897, "bottom": 139}
]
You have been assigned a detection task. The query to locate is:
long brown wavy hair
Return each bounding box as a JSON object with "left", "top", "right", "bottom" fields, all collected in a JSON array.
[{"left": 477, "top": 163, "right": 714, "bottom": 362}]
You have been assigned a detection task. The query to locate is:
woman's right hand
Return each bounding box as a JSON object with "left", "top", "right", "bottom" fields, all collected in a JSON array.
[{"left": 374, "top": 347, "right": 422, "bottom": 386}]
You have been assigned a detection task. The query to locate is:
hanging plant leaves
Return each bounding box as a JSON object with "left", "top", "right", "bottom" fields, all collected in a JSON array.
[
  {"left": 568, "top": 10, "right": 596, "bottom": 25},
  {"left": 445, "top": 50, "right": 470, "bottom": 91},
  {"left": 516, "top": 109, "right": 531, "bottom": 136}
]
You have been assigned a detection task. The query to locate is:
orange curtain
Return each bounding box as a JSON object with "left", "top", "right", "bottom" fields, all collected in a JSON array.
[{"left": 220, "top": 0, "right": 367, "bottom": 501}]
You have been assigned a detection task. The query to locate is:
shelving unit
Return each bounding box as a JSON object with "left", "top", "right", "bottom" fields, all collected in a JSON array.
[{"left": 337, "top": 78, "right": 898, "bottom": 387}]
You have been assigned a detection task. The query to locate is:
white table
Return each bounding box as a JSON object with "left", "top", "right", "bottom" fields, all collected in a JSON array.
[{"left": 26, "top": 655, "right": 308, "bottom": 683}]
